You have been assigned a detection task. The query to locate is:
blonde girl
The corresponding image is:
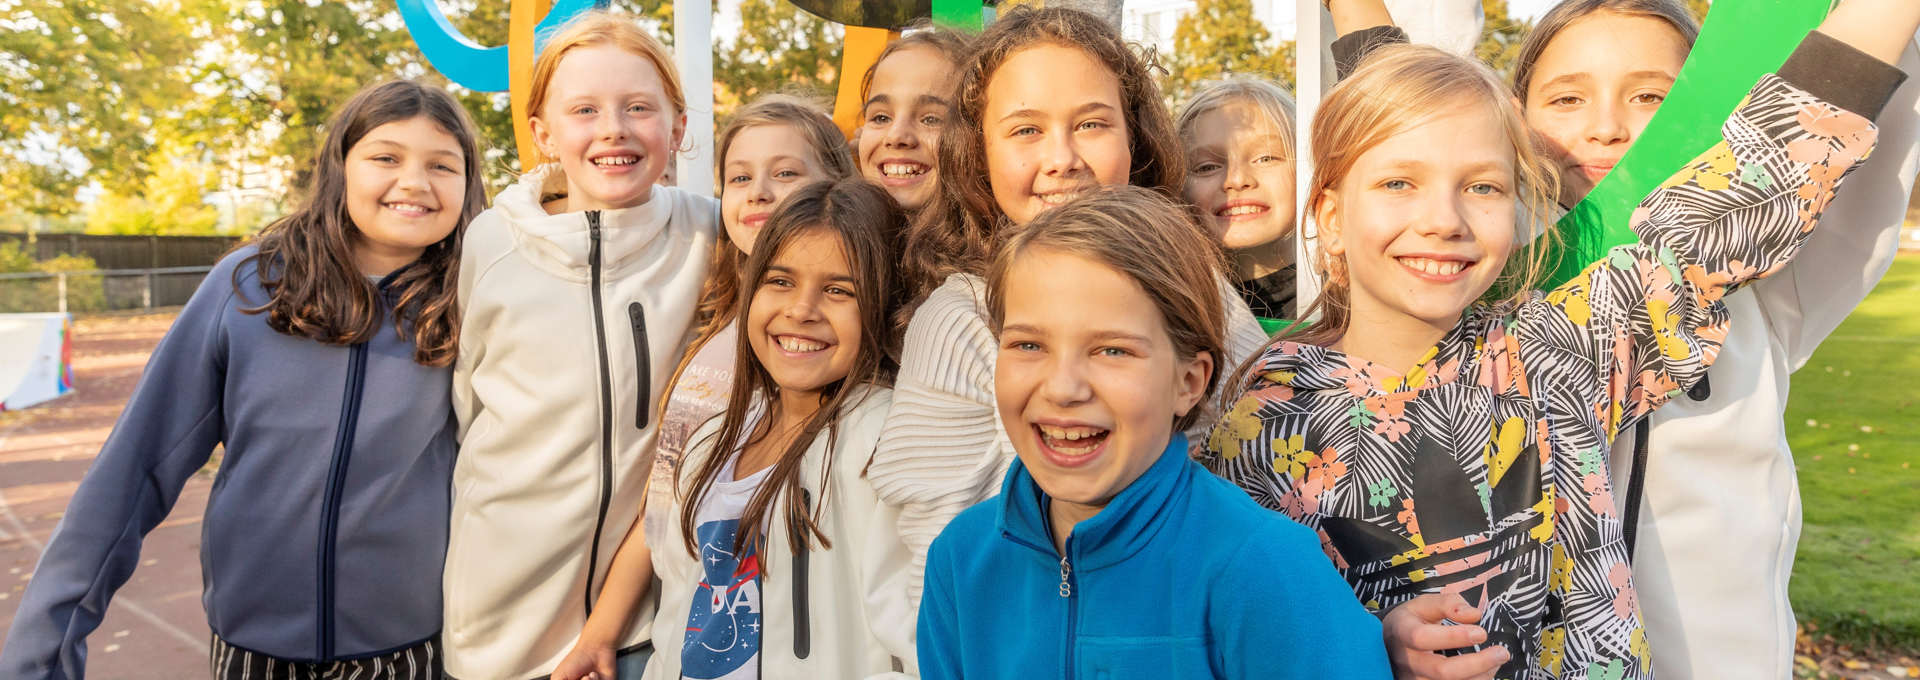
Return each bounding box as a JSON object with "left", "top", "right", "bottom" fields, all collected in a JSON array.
[
  {"left": 554, "top": 177, "right": 910, "bottom": 680},
  {"left": 1203, "top": 9, "right": 1912, "bottom": 677},
  {"left": 644, "top": 95, "right": 855, "bottom": 548},
  {"left": 1178, "top": 76, "right": 1300, "bottom": 327},
  {"left": 445, "top": 12, "right": 718, "bottom": 679},
  {"left": 862, "top": 9, "right": 1269, "bottom": 665},
  {"left": 856, "top": 23, "right": 970, "bottom": 213}
]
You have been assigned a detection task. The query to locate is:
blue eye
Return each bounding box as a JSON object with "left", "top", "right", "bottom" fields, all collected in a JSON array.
[
  {"left": 1384, "top": 180, "right": 1411, "bottom": 191},
  {"left": 1468, "top": 183, "right": 1498, "bottom": 196}
]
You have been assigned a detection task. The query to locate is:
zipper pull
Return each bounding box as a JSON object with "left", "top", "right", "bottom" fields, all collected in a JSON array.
[
  {"left": 1058, "top": 554, "right": 1072, "bottom": 598},
  {"left": 586, "top": 210, "right": 602, "bottom": 267}
]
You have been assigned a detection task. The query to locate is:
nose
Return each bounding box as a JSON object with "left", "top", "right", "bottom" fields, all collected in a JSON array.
[
  {"left": 395, "top": 159, "right": 431, "bottom": 193},
  {"left": 596, "top": 108, "right": 631, "bottom": 143},
  {"left": 1222, "top": 158, "right": 1256, "bottom": 193},
  {"left": 1039, "top": 128, "right": 1088, "bottom": 178},
  {"left": 1587, "top": 99, "right": 1631, "bottom": 147},
  {"left": 1036, "top": 352, "right": 1094, "bottom": 407},
  {"left": 744, "top": 173, "right": 776, "bottom": 205},
  {"left": 1413, "top": 188, "right": 1474, "bottom": 241},
  {"left": 782, "top": 291, "right": 825, "bottom": 325},
  {"left": 882, "top": 115, "right": 918, "bottom": 149}
]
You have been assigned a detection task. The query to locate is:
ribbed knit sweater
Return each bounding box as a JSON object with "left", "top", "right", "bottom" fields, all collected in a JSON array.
[{"left": 863, "top": 273, "right": 1269, "bottom": 613}]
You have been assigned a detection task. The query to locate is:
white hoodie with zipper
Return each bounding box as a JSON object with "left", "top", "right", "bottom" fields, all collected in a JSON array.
[
  {"left": 645, "top": 386, "right": 909, "bottom": 680},
  {"left": 447, "top": 164, "right": 718, "bottom": 680}
]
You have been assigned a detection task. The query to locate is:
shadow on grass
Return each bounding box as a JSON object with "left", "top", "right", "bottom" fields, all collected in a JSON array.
[{"left": 1787, "top": 253, "right": 1920, "bottom": 654}]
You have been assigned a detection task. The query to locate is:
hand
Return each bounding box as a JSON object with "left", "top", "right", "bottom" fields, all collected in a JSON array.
[
  {"left": 1382, "top": 593, "right": 1511, "bottom": 680},
  {"left": 549, "top": 639, "right": 619, "bottom": 680}
]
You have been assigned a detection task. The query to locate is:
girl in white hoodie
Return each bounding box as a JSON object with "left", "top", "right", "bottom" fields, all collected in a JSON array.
[
  {"left": 553, "top": 177, "right": 910, "bottom": 680},
  {"left": 446, "top": 12, "right": 718, "bottom": 680}
]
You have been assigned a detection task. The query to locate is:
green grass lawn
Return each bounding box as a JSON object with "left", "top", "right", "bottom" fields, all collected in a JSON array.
[{"left": 1786, "top": 252, "right": 1920, "bottom": 651}]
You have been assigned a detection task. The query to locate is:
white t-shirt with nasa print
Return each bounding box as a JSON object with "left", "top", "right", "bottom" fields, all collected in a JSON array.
[{"left": 680, "top": 455, "right": 772, "bottom": 680}]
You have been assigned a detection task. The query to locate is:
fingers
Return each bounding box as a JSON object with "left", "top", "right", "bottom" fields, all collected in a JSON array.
[
  {"left": 1398, "top": 593, "right": 1479, "bottom": 624},
  {"left": 1400, "top": 618, "right": 1489, "bottom": 653},
  {"left": 1406, "top": 645, "right": 1510, "bottom": 680}
]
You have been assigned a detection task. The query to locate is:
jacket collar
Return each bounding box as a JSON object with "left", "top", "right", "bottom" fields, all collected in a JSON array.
[
  {"left": 996, "top": 434, "right": 1193, "bottom": 571},
  {"left": 492, "top": 162, "right": 682, "bottom": 280}
]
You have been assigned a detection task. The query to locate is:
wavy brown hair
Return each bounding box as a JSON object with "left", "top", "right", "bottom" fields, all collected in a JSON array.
[
  {"left": 680, "top": 177, "right": 907, "bottom": 561},
  {"left": 239, "top": 80, "right": 485, "bottom": 366},
  {"left": 858, "top": 20, "right": 971, "bottom": 106},
  {"left": 899, "top": 6, "right": 1187, "bottom": 320},
  {"left": 660, "top": 95, "right": 857, "bottom": 422}
]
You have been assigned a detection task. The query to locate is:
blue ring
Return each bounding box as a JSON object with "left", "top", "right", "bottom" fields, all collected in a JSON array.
[{"left": 398, "top": 0, "right": 606, "bottom": 92}]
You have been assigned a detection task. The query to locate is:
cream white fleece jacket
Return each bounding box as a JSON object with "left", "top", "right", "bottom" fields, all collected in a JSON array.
[{"left": 446, "top": 164, "right": 718, "bottom": 680}]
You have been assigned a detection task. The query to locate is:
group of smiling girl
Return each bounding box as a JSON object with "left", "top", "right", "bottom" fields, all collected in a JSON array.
[{"left": 8, "top": 0, "right": 1920, "bottom": 679}]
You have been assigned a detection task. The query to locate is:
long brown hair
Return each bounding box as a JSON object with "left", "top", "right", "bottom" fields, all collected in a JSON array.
[
  {"left": 661, "top": 95, "right": 858, "bottom": 423},
  {"left": 680, "top": 177, "right": 906, "bottom": 560},
  {"left": 986, "top": 185, "right": 1226, "bottom": 431},
  {"left": 239, "top": 80, "right": 485, "bottom": 366},
  {"left": 899, "top": 6, "right": 1187, "bottom": 316},
  {"left": 1285, "top": 45, "right": 1560, "bottom": 351},
  {"left": 1511, "top": 0, "right": 1700, "bottom": 104}
]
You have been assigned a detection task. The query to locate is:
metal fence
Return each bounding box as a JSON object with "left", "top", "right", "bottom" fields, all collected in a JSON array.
[
  {"left": 0, "top": 233, "right": 243, "bottom": 270},
  {"left": 0, "top": 266, "right": 215, "bottom": 314}
]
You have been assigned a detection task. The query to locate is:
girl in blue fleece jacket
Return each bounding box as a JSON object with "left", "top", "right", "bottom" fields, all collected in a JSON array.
[{"left": 915, "top": 186, "right": 1390, "bottom": 680}]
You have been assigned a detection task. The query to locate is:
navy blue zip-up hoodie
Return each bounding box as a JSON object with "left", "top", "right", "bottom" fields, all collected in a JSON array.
[
  {"left": 0, "top": 247, "right": 457, "bottom": 678},
  {"left": 918, "top": 434, "right": 1391, "bottom": 679}
]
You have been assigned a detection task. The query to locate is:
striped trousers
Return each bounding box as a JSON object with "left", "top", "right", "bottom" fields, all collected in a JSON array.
[{"left": 210, "top": 636, "right": 442, "bottom": 680}]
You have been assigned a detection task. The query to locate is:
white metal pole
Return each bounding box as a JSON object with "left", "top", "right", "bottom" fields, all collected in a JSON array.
[
  {"left": 1293, "top": 0, "right": 1330, "bottom": 315},
  {"left": 675, "top": 0, "right": 715, "bottom": 197},
  {"left": 57, "top": 271, "right": 67, "bottom": 314}
]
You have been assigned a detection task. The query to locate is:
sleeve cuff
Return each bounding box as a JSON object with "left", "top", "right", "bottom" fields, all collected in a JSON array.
[
  {"left": 1332, "top": 25, "right": 1409, "bottom": 82},
  {"left": 1778, "top": 29, "right": 1909, "bottom": 120}
]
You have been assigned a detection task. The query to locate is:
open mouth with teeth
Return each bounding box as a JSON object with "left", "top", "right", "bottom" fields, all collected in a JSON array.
[
  {"left": 1396, "top": 256, "right": 1473, "bottom": 277},
  {"left": 774, "top": 335, "right": 831, "bottom": 354},
  {"left": 1035, "top": 191, "right": 1082, "bottom": 207},
  {"left": 880, "top": 162, "right": 929, "bottom": 179},
  {"left": 1216, "top": 204, "right": 1269, "bottom": 219},
  {"left": 1035, "top": 423, "right": 1111, "bottom": 460},
  {"left": 384, "top": 202, "right": 434, "bottom": 217},
  {"left": 591, "top": 155, "right": 640, "bottom": 168}
]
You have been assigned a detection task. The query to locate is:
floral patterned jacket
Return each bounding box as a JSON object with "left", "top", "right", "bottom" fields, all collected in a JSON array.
[{"left": 1203, "top": 75, "right": 1878, "bottom": 680}]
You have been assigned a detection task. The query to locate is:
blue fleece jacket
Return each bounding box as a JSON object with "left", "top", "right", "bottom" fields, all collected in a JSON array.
[
  {"left": 917, "top": 434, "right": 1391, "bottom": 680},
  {"left": 0, "top": 247, "right": 457, "bottom": 678}
]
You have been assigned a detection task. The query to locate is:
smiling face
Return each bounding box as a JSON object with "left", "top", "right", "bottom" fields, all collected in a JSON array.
[
  {"left": 530, "top": 44, "right": 686, "bottom": 212},
  {"left": 983, "top": 44, "right": 1133, "bottom": 225},
  {"left": 342, "top": 116, "right": 468, "bottom": 275},
  {"left": 1320, "top": 106, "right": 1520, "bottom": 331},
  {"left": 859, "top": 46, "right": 956, "bottom": 211},
  {"left": 748, "top": 228, "right": 863, "bottom": 402},
  {"left": 996, "top": 247, "right": 1211, "bottom": 513},
  {"left": 722, "top": 124, "right": 831, "bottom": 255},
  {"left": 1524, "top": 12, "right": 1688, "bottom": 205},
  {"left": 1183, "top": 99, "right": 1297, "bottom": 259}
]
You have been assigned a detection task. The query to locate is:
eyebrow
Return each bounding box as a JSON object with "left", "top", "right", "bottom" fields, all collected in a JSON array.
[
  {"left": 1539, "top": 69, "right": 1675, "bottom": 92},
  {"left": 998, "top": 101, "right": 1117, "bottom": 125},
  {"left": 766, "top": 264, "right": 858, "bottom": 284},
  {"left": 361, "top": 139, "right": 462, "bottom": 159},
  {"left": 1086, "top": 330, "right": 1154, "bottom": 345}
]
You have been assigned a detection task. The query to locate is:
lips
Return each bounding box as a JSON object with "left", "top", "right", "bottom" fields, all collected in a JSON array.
[
  {"left": 1033, "top": 422, "right": 1110, "bottom": 466},
  {"left": 774, "top": 334, "right": 831, "bottom": 354},
  {"left": 741, "top": 212, "right": 770, "bottom": 230},
  {"left": 384, "top": 201, "right": 434, "bottom": 217},
  {"left": 1396, "top": 255, "right": 1474, "bottom": 279},
  {"left": 1576, "top": 162, "right": 1617, "bottom": 182},
  {"left": 590, "top": 151, "right": 642, "bottom": 170},
  {"left": 880, "top": 161, "right": 927, "bottom": 179},
  {"left": 1034, "top": 190, "right": 1084, "bottom": 207},
  {"left": 1216, "top": 200, "right": 1270, "bottom": 221}
]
